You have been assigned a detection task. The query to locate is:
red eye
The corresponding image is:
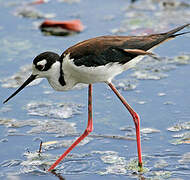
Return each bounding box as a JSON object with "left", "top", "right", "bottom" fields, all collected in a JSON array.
[{"left": 37, "top": 64, "right": 45, "bottom": 71}]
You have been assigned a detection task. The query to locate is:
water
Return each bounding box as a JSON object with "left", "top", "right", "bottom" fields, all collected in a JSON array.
[{"left": 0, "top": 0, "right": 190, "bottom": 179}]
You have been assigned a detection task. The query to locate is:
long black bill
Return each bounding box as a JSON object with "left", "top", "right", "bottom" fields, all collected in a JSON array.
[{"left": 3, "top": 74, "right": 37, "bottom": 104}]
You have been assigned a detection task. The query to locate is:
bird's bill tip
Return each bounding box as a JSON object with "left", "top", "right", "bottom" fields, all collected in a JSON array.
[{"left": 3, "top": 74, "right": 37, "bottom": 104}]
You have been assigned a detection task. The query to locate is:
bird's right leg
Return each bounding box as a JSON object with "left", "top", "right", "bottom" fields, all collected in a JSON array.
[{"left": 48, "top": 84, "right": 93, "bottom": 172}]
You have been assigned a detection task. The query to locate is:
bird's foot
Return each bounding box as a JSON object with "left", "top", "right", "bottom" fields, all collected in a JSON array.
[{"left": 138, "top": 162, "right": 143, "bottom": 172}]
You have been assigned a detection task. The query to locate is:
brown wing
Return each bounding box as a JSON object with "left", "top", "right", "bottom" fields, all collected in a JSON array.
[{"left": 61, "top": 24, "right": 189, "bottom": 67}]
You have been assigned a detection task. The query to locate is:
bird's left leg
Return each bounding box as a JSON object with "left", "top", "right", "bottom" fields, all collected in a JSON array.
[
  {"left": 48, "top": 84, "right": 93, "bottom": 171},
  {"left": 107, "top": 82, "right": 142, "bottom": 171}
]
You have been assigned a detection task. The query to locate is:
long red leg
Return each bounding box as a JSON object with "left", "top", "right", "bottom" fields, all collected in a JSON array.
[
  {"left": 48, "top": 84, "right": 93, "bottom": 171},
  {"left": 108, "top": 82, "right": 142, "bottom": 169}
]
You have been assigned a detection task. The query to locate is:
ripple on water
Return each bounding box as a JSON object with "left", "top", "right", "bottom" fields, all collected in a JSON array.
[
  {"left": 0, "top": 149, "right": 189, "bottom": 178},
  {"left": 0, "top": 150, "right": 129, "bottom": 176}
]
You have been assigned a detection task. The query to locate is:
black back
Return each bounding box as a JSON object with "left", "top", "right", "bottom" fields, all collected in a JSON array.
[{"left": 61, "top": 24, "right": 189, "bottom": 67}]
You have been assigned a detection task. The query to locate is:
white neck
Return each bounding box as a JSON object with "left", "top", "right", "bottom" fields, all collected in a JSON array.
[{"left": 46, "top": 61, "right": 77, "bottom": 91}]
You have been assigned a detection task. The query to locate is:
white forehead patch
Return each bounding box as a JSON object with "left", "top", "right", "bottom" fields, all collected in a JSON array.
[{"left": 37, "top": 59, "right": 47, "bottom": 66}]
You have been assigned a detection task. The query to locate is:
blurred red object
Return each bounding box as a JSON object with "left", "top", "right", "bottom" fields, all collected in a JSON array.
[
  {"left": 29, "top": 0, "right": 48, "bottom": 5},
  {"left": 40, "top": 19, "right": 84, "bottom": 32}
]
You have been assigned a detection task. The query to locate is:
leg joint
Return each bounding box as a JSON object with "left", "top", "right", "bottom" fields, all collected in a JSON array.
[
  {"left": 133, "top": 112, "right": 140, "bottom": 127},
  {"left": 84, "top": 127, "right": 93, "bottom": 135}
]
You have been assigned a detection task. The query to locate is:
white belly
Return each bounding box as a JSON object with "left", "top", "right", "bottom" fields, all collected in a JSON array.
[
  {"left": 64, "top": 55, "right": 143, "bottom": 81},
  {"left": 62, "top": 56, "right": 124, "bottom": 84}
]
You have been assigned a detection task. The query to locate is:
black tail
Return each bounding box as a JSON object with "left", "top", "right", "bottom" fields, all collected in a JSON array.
[
  {"left": 164, "top": 24, "right": 190, "bottom": 38},
  {"left": 171, "top": 31, "right": 190, "bottom": 38}
]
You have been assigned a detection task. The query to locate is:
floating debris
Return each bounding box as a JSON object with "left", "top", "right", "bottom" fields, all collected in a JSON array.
[
  {"left": 0, "top": 117, "right": 76, "bottom": 137},
  {"left": 120, "top": 126, "right": 136, "bottom": 137},
  {"left": 28, "top": 119, "right": 76, "bottom": 135},
  {"left": 6, "top": 119, "right": 39, "bottom": 128},
  {"left": 21, "top": 151, "right": 53, "bottom": 172},
  {"left": 113, "top": 79, "right": 137, "bottom": 91},
  {"left": 40, "top": 19, "right": 84, "bottom": 36},
  {"left": 120, "top": 126, "right": 160, "bottom": 139},
  {"left": 0, "top": 138, "right": 8, "bottom": 143},
  {"left": 137, "top": 101, "right": 147, "bottom": 105},
  {"left": 157, "top": 92, "right": 166, "bottom": 97},
  {"left": 57, "top": 132, "right": 135, "bottom": 140},
  {"left": 100, "top": 152, "right": 125, "bottom": 164},
  {"left": 131, "top": 70, "right": 168, "bottom": 80},
  {"left": 41, "top": 137, "right": 92, "bottom": 151},
  {"left": 0, "top": 118, "right": 17, "bottom": 127},
  {"left": 97, "top": 151, "right": 127, "bottom": 175},
  {"left": 160, "top": 0, "right": 190, "bottom": 10},
  {"left": 26, "top": 101, "right": 83, "bottom": 119},
  {"left": 168, "top": 121, "right": 190, "bottom": 145},
  {"left": 167, "top": 121, "right": 190, "bottom": 132},
  {"left": 42, "top": 141, "right": 58, "bottom": 146},
  {"left": 141, "top": 128, "right": 160, "bottom": 134},
  {"left": 14, "top": 6, "right": 55, "bottom": 19},
  {"left": 173, "top": 55, "right": 190, "bottom": 65},
  {"left": 170, "top": 132, "right": 190, "bottom": 145},
  {"left": 163, "top": 101, "right": 176, "bottom": 105}
]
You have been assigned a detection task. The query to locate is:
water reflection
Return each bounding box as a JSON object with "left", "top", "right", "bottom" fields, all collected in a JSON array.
[{"left": 51, "top": 170, "right": 66, "bottom": 180}]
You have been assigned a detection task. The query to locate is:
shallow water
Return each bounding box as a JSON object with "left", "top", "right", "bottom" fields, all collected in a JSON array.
[{"left": 0, "top": 0, "right": 190, "bottom": 179}]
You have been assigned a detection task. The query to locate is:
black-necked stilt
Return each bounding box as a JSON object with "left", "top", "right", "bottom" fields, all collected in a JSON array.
[{"left": 3, "top": 24, "right": 190, "bottom": 172}]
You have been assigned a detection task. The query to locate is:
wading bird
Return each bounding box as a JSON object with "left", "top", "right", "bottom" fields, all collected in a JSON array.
[{"left": 3, "top": 24, "right": 190, "bottom": 172}]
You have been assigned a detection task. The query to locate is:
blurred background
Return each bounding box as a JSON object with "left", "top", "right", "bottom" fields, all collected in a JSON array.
[{"left": 0, "top": 0, "right": 190, "bottom": 179}]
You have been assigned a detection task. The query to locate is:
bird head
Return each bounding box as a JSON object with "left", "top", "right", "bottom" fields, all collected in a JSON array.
[{"left": 3, "top": 51, "right": 60, "bottom": 104}]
